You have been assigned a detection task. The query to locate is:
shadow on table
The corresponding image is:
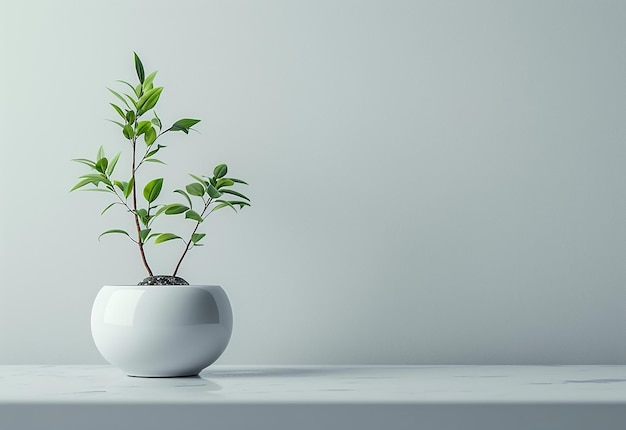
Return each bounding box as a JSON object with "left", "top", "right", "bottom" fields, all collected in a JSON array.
[
  {"left": 201, "top": 365, "right": 426, "bottom": 379},
  {"left": 107, "top": 375, "right": 223, "bottom": 393}
]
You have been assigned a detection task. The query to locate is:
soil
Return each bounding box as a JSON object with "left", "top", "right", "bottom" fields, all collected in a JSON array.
[{"left": 137, "top": 275, "right": 190, "bottom": 286}]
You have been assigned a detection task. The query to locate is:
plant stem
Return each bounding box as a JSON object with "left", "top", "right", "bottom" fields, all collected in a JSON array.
[
  {"left": 131, "top": 134, "right": 153, "bottom": 277},
  {"left": 172, "top": 225, "right": 198, "bottom": 277},
  {"left": 172, "top": 198, "right": 212, "bottom": 276}
]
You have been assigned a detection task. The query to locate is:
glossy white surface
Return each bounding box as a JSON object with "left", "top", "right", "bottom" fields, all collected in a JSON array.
[
  {"left": 1, "top": 365, "right": 625, "bottom": 404},
  {"left": 91, "top": 285, "right": 233, "bottom": 377}
]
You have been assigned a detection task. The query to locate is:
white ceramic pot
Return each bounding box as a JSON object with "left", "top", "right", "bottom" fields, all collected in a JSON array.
[{"left": 91, "top": 285, "right": 233, "bottom": 377}]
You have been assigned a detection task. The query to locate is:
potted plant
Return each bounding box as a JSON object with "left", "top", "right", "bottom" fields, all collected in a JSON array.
[{"left": 71, "top": 53, "right": 250, "bottom": 377}]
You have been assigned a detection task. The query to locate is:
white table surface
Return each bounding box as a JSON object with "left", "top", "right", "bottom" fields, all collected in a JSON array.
[
  {"left": 1, "top": 364, "right": 626, "bottom": 404},
  {"left": 1, "top": 365, "right": 625, "bottom": 430}
]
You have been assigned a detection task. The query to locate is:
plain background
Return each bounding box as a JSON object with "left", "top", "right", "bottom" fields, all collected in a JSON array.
[{"left": 1, "top": 0, "right": 625, "bottom": 365}]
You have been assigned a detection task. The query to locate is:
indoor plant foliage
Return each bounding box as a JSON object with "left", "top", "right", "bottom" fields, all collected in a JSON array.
[
  {"left": 72, "top": 53, "right": 250, "bottom": 285},
  {"left": 72, "top": 53, "right": 247, "bottom": 377}
]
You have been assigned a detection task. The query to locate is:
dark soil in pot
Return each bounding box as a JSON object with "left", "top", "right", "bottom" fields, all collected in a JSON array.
[{"left": 138, "top": 275, "right": 189, "bottom": 286}]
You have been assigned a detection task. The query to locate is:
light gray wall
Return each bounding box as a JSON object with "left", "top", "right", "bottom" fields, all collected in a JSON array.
[{"left": 1, "top": 0, "right": 625, "bottom": 364}]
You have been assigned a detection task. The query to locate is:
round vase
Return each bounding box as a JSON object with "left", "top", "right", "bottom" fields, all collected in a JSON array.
[{"left": 91, "top": 285, "right": 233, "bottom": 377}]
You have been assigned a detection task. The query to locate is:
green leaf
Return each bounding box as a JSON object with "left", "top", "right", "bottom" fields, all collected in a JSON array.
[
  {"left": 81, "top": 188, "right": 113, "bottom": 193},
  {"left": 100, "top": 202, "right": 119, "bottom": 216},
  {"left": 136, "top": 120, "right": 151, "bottom": 135},
  {"left": 141, "top": 89, "right": 163, "bottom": 113},
  {"left": 189, "top": 174, "right": 208, "bottom": 187},
  {"left": 95, "top": 158, "right": 108, "bottom": 174},
  {"left": 186, "top": 183, "right": 205, "bottom": 197},
  {"left": 169, "top": 118, "right": 201, "bottom": 134},
  {"left": 219, "top": 189, "right": 250, "bottom": 201},
  {"left": 140, "top": 228, "right": 151, "bottom": 242},
  {"left": 125, "top": 110, "right": 136, "bottom": 124},
  {"left": 98, "top": 229, "right": 133, "bottom": 242},
  {"left": 206, "top": 183, "right": 222, "bottom": 199},
  {"left": 116, "top": 80, "right": 137, "bottom": 94},
  {"left": 154, "top": 233, "right": 182, "bottom": 244},
  {"left": 152, "top": 111, "right": 162, "bottom": 129},
  {"left": 97, "top": 146, "right": 105, "bottom": 161},
  {"left": 108, "top": 88, "right": 130, "bottom": 109},
  {"left": 146, "top": 232, "right": 162, "bottom": 241},
  {"left": 134, "top": 52, "right": 145, "bottom": 84},
  {"left": 79, "top": 173, "right": 110, "bottom": 187},
  {"left": 145, "top": 144, "right": 163, "bottom": 158},
  {"left": 79, "top": 173, "right": 105, "bottom": 181},
  {"left": 225, "top": 177, "right": 249, "bottom": 185},
  {"left": 143, "top": 71, "right": 158, "bottom": 89},
  {"left": 213, "top": 164, "right": 228, "bottom": 178},
  {"left": 216, "top": 178, "right": 234, "bottom": 189},
  {"left": 72, "top": 158, "right": 96, "bottom": 168},
  {"left": 107, "top": 119, "right": 125, "bottom": 128},
  {"left": 144, "top": 158, "right": 166, "bottom": 165},
  {"left": 137, "top": 87, "right": 163, "bottom": 115},
  {"left": 123, "top": 124, "right": 134, "bottom": 139},
  {"left": 164, "top": 203, "right": 189, "bottom": 215},
  {"left": 174, "top": 189, "right": 193, "bottom": 208},
  {"left": 144, "top": 127, "right": 157, "bottom": 145},
  {"left": 135, "top": 83, "right": 142, "bottom": 98},
  {"left": 137, "top": 87, "right": 161, "bottom": 109},
  {"left": 143, "top": 178, "right": 163, "bottom": 203},
  {"left": 106, "top": 152, "right": 121, "bottom": 176},
  {"left": 114, "top": 180, "right": 127, "bottom": 193},
  {"left": 135, "top": 208, "right": 149, "bottom": 226},
  {"left": 153, "top": 205, "right": 168, "bottom": 218},
  {"left": 70, "top": 178, "right": 96, "bottom": 192},
  {"left": 229, "top": 200, "right": 251, "bottom": 209},
  {"left": 110, "top": 103, "right": 125, "bottom": 119},
  {"left": 185, "top": 209, "right": 204, "bottom": 223},
  {"left": 124, "top": 93, "right": 138, "bottom": 108},
  {"left": 191, "top": 233, "right": 206, "bottom": 244},
  {"left": 124, "top": 177, "right": 134, "bottom": 199},
  {"left": 211, "top": 200, "right": 237, "bottom": 213}
]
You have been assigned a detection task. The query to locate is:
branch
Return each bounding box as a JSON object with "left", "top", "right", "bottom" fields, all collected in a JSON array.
[
  {"left": 172, "top": 197, "right": 213, "bottom": 276},
  {"left": 131, "top": 129, "right": 154, "bottom": 277}
]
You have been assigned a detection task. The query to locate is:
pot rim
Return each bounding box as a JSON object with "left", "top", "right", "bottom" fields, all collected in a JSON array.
[{"left": 101, "top": 284, "right": 222, "bottom": 288}]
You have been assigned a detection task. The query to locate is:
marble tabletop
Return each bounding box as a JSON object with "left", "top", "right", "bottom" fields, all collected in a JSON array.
[{"left": 1, "top": 365, "right": 625, "bottom": 404}]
